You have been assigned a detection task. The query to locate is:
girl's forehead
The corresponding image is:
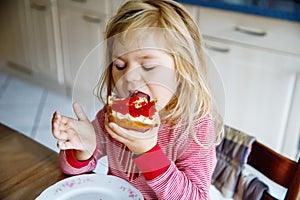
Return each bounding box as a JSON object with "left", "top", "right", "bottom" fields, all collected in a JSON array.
[
  {"left": 112, "top": 48, "right": 167, "bottom": 61},
  {"left": 112, "top": 39, "right": 166, "bottom": 59},
  {"left": 111, "top": 29, "right": 169, "bottom": 58}
]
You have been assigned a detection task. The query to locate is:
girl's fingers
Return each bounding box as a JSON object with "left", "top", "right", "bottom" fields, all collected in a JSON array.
[
  {"left": 52, "top": 119, "right": 75, "bottom": 140},
  {"left": 105, "top": 123, "right": 134, "bottom": 143},
  {"left": 52, "top": 111, "right": 60, "bottom": 119},
  {"left": 52, "top": 110, "right": 85, "bottom": 151},
  {"left": 52, "top": 121, "right": 62, "bottom": 139},
  {"left": 61, "top": 115, "right": 74, "bottom": 125},
  {"left": 106, "top": 128, "right": 127, "bottom": 145},
  {"left": 73, "top": 102, "right": 88, "bottom": 121},
  {"left": 55, "top": 113, "right": 77, "bottom": 131},
  {"left": 52, "top": 126, "right": 66, "bottom": 140},
  {"left": 57, "top": 140, "right": 74, "bottom": 150},
  {"left": 57, "top": 131, "right": 69, "bottom": 140},
  {"left": 53, "top": 110, "right": 73, "bottom": 125},
  {"left": 52, "top": 111, "right": 73, "bottom": 129}
]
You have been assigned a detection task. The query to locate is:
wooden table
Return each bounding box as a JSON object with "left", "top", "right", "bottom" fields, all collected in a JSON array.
[{"left": 0, "top": 123, "right": 67, "bottom": 200}]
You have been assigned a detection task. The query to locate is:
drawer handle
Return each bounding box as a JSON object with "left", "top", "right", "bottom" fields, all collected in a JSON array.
[
  {"left": 30, "top": 3, "right": 47, "bottom": 11},
  {"left": 82, "top": 14, "right": 102, "bottom": 24},
  {"left": 235, "top": 25, "right": 266, "bottom": 36},
  {"left": 71, "top": 0, "right": 87, "bottom": 3},
  {"left": 205, "top": 43, "right": 230, "bottom": 53}
]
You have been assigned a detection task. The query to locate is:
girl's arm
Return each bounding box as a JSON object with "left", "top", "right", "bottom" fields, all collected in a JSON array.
[{"left": 133, "top": 118, "right": 217, "bottom": 199}]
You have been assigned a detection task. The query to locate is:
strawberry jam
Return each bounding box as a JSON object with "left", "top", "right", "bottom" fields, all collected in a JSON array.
[{"left": 111, "top": 92, "right": 156, "bottom": 119}]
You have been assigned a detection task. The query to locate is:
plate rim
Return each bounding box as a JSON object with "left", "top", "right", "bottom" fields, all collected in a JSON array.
[{"left": 35, "top": 174, "right": 143, "bottom": 200}]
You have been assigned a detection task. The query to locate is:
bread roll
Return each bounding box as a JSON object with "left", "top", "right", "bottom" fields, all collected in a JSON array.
[{"left": 107, "top": 91, "right": 159, "bottom": 131}]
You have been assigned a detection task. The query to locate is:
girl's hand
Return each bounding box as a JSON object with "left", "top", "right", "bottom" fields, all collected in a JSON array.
[
  {"left": 52, "top": 103, "right": 96, "bottom": 161},
  {"left": 105, "top": 120, "right": 158, "bottom": 155}
]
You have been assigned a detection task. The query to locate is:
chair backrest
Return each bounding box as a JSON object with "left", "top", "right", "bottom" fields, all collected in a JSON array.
[{"left": 247, "top": 141, "right": 300, "bottom": 200}]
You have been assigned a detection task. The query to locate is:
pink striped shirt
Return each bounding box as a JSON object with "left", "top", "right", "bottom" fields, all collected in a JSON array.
[{"left": 59, "top": 108, "right": 217, "bottom": 199}]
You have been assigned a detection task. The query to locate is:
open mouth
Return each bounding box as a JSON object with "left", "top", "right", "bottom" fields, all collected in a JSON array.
[{"left": 129, "top": 90, "right": 151, "bottom": 101}]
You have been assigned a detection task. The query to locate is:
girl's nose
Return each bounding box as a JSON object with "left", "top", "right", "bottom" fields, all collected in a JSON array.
[{"left": 124, "top": 64, "right": 142, "bottom": 82}]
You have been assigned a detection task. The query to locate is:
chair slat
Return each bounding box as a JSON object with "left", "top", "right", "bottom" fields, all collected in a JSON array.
[
  {"left": 247, "top": 141, "right": 300, "bottom": 200},
  {"left": 248, "top": 141, "right": 297, "bottom": 187}
]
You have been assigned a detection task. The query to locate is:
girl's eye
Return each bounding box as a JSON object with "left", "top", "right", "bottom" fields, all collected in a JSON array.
[
  {"left": 113, "top": 64, "right": 126, "bottom": 71},
  {"left": 142, "top": 65, "right": 156, "bottom": 71},
  {"left": 112, "top": 59, "right": 126, "bottom": 71},
  {"left": 116, "top": 65, "right": 126, "bottom": 70}
]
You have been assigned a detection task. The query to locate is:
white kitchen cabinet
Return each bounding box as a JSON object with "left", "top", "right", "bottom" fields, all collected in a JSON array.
[
  {"left": 0, "top": 0, "right": 30, "bottom": 69},
  {"left": 58, "top": 0, "right": 108, "bottom": 88},
  {"left": 24, "top": 0, "right": 64, "bottom": 83},
  {"left": 205, "top": 38, "right": 299, "bottom": 156},
  {"left": 198, "top": 7, "right": 300, "bottom": 55},
  {"left": 198, "top": 7, "right": 300, "bottom": 160},
  {"left": 58, "top": 0, "right": 109, "bottom": 117}
]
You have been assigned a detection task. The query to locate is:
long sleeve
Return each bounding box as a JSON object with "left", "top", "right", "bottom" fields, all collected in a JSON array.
[
  {"left": 59, "top": 148, "right": 98, "bottom": 175},
  {"left": 134, "top": 118, "right": 217, "bottom": 199}
]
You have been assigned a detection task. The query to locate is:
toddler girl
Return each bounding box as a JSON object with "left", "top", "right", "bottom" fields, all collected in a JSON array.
[{"left": 52, "top": 0, "right": 222, "bottom": 199}]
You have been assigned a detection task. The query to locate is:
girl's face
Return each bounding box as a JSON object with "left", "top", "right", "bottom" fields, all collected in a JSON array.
[{"left": 111, "top": 39, "right": 177, "bottom": 110}]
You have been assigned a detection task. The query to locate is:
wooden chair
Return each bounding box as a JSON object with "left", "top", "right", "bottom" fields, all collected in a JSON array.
[{"left": 247, "top": 141, "right": 300, "bottom": 200}]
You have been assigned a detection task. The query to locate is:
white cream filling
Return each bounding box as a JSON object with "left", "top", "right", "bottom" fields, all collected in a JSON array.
[{"left": 112, "top": 110, "right": 157, "bottom": 124}]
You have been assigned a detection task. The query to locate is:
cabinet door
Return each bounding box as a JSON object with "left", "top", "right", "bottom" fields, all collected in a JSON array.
[
  {"left": 59, "top": 6, "right": 107, "bottom": 117},
  {"left": 59, "top": 7, "right": 106, "bottom": 87},
  {"left": 25, "top": 0, "right": 60, "bottom": 82},
  {"left": 205, "top": 39, "right": 300, "bottom": 157},
  {"left": 0, "top": 0, "right": 29, "bottom": 68}
]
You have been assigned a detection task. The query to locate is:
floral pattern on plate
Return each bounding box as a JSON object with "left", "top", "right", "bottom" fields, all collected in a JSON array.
[{"left": 36, "top": 174, "right": 143, "bottom": 200}]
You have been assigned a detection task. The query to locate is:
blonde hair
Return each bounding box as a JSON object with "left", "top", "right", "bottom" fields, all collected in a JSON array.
[{"left": 97, "top": 0, "right": 223, "bottom": 147}]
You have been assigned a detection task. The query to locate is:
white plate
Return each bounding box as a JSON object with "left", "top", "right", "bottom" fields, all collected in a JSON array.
[{"left": 36, "top": 174, "right": 144, "bottom": 200}]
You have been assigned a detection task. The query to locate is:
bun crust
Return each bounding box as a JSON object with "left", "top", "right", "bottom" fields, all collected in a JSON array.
[{"left": 107, "top": 95, "right": 159, "bottom": 131}]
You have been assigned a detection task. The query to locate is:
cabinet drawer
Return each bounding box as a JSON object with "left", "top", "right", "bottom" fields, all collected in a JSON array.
[
  {"left": 58, "top": 0, "right": 110, "bottom": 14},
  {"left": 204, "top": 38, "right": 300, "bottom": 153},
  {"left": 198, "top": 7, "right": 300, "bottom": 55}
]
